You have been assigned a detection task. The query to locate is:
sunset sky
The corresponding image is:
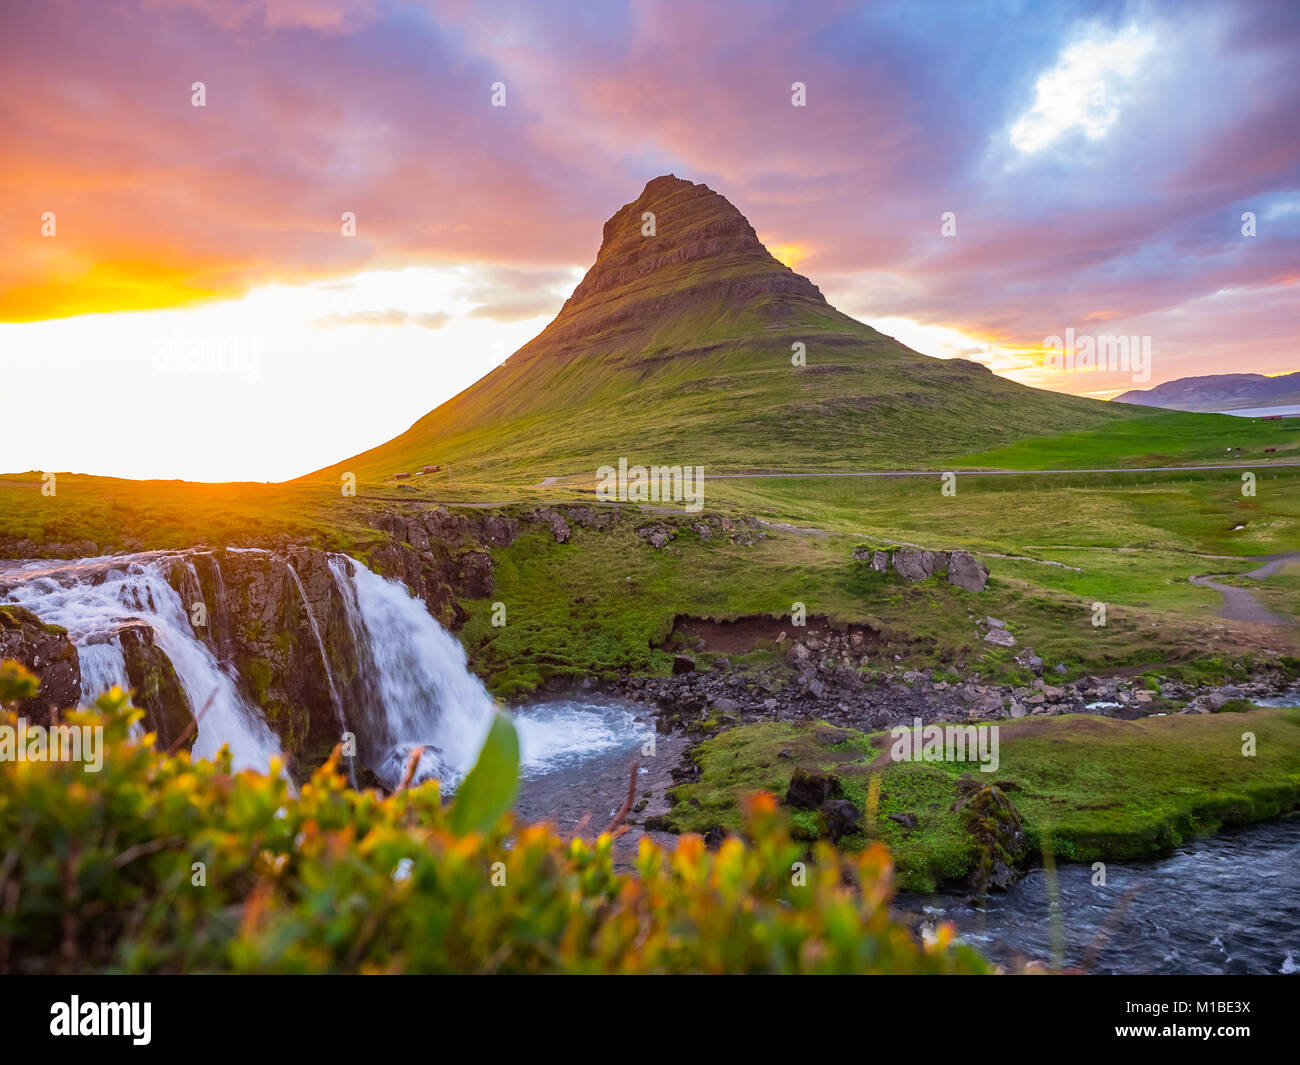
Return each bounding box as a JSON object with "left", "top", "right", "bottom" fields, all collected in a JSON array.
[{"left": 2, "top": 0, "right": 1297, "bottom": 481}]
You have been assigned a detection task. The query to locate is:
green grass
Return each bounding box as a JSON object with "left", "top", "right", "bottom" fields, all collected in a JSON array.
[
  {"left": 456, "top": 469, "right": 1300, "bottom": 694},
  {"left": 5, "top": 465, "right": 1296, "bottom": 700},
  {"left": 958, "top": 410, "right": 1300, "bottom": 469},
  {"left": 661, "top": 708, "right": 1300, "bottom": 890},
  {"left": 0, "top": 474, "right": 363, "bottom": 552},
  {"left": 703, "top": 467, "right": 1300, "bottom": 557},
  {"left": 457, "top": 506, "right": 1263, "bottom": 697}
]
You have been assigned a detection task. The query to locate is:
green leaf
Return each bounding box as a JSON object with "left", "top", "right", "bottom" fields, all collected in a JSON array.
[{"left": 450, "top": 711, "right": 520, "bottom": 835}]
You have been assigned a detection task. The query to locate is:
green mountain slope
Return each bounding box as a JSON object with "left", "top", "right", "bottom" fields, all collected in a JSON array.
[{"left": 304, "top": 175, "right": 1138, "bottom": 485}]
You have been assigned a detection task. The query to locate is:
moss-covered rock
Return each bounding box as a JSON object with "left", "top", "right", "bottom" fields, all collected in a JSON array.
[
  {"left": 953, "top": 780, "right": 1026, "bottom": 894},
  {"left": 117, "top": 621, "right": 194, "bottom": 751},
  {"left": 0, "top": 602, "right": 81, "bottom": 714}
]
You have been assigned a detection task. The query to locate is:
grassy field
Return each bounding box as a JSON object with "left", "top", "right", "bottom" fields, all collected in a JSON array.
[
  {"left": 958, "top": 411, "right": 1300, "bottom": 469},
  {"left": 6, "top": 463, "right": 1296, "bottom": 698},
  {"left": 454, "top": 465, "right": 1300, "bottom": 694},
  {"left": 659, "top": 708, "right": 1300, "bottom": 890},
  {"left": 702, "top": 466, "right": 1300, "bottom": 554}
]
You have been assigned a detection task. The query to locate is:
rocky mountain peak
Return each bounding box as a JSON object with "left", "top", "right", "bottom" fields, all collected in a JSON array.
[{"left": 516, "top": 175, "right": 831, "bottom": 359}]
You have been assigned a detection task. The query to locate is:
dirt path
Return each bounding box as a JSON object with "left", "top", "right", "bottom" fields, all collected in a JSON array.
[{"left": 1190, "top": 551, "right": 1300, "bottom": 626}]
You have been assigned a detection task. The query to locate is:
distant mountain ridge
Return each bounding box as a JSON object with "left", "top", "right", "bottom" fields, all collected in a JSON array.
[
  {"left": 306, "top": 175, "right": 1139, "bottom": 484},
  {"left": 1116, "top": 372, "right": 1300, "bottom": 412}
]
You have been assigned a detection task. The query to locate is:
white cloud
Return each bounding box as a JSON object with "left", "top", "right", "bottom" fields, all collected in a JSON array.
[
  {"left": 1008, "top": 24, "right": 1156, "bottom": 154},
  {"left": 1263, "top": 199, "right": 1300, "bottom": 220}
]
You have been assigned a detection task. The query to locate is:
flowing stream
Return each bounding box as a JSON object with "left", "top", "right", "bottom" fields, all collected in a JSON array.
[
  {"left": 902, "top": 687, "right": 1300, "bottom": 975},
  {"left": 904, "top": 816, "right": 1300, "bottom": 975}
]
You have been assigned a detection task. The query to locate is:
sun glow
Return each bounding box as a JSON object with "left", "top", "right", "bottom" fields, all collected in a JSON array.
[
  {"left": 765, "top": 242, "right": 807, "bottom": 271},
  {"left": 0, "top": 268, "right": 563, "bottom": 482}
]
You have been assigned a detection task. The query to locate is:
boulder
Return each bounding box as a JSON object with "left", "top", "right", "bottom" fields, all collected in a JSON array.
[
  {"left": 814, "top": 725, "right": 856, "bottom": 746},
  {"left": 851, "top": 544, "right": 873, "bottom": 561},
  {"left": 947, "top": 551, "right": 989, "bottom": 592},
  {"left": 953, "top": 781, "right": 1027, "bottom": 893},
  {"left": 1016, "top": 647, "right": 1044, "bottom": 674},
  {"left": 870, "top": 551, "right": 890, "bottom": 572},
  {"left": 892, "top": 548, "right": 937, "bottom": 581},
  {"left": 563, "top": 507, "right": 607, "bottom": 530},
  {"left": 820, "top": 799, "right": 862, "bottom": 842},
  {"left": 0, "top": 603, "right": 81, "bottom": 714},
  {"left": 983, "top": 628, "right": 1016, "bottom": 648},
  {"left": 672, "top": 654, "right": 696, "bottom": 675},
  {"left": 785, "top": 767, "right": 842, "bottom": 809},
  {"left": 532, "top": 508, "right": 571, "bottom": 544},
  {"left": 636, "top": 524, "right": 674, "bottom": 548}
]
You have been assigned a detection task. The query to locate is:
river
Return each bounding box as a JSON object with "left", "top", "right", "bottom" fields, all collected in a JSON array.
[{"left": 901, "top": 816, "right": 1300, "bottom": 974}]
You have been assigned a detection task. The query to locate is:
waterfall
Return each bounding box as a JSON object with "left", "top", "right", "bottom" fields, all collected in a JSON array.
[
  {"left": 326, "top": 556, "right": 495, "bottom": 787},
  {"left": 0, "top": 555, "right": 281, "bottom": 773},
  {"left": 2, "top": 550, "right": 648, "bottom": 791}
]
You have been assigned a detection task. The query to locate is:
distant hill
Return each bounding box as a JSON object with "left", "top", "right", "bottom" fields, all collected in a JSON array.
[
  {"left": 305, "top": 175, "right": 1139, "bottom": 484},
  {"left": 1116, "top": 372, "right": 1300, "bottom": 412}
]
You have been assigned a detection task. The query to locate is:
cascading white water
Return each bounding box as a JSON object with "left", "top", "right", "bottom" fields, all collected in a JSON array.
[
  {"left": 511, "top": 699, "right": 652, "bottom": 779},
  {"left": 327, "top": 556, "right": 497, "bottom": 786},
  {"left": 327, "top": 556, "right": 650, "bottom": 786},
  {"left": 77, "top": 638, "right": 132, "bottom": 700},
  {"left": 0, "top": 555, "right": 281, "bottom": 773},
  {"left": 3, "top": 550, "right": 651, "bottom": 790}
]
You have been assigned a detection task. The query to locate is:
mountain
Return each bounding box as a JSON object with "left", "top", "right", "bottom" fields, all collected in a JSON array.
[
  {"left": 307, "top": 175, "right": 1137, "bottom": 484},
  {"left": 1116, "top": 373, "right": 1300, "bottom": 412}
]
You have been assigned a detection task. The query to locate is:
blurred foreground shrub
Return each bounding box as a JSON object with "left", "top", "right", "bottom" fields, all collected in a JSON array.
[{"left": 0, "top": 662, "right": 987, "bottom": 974}]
